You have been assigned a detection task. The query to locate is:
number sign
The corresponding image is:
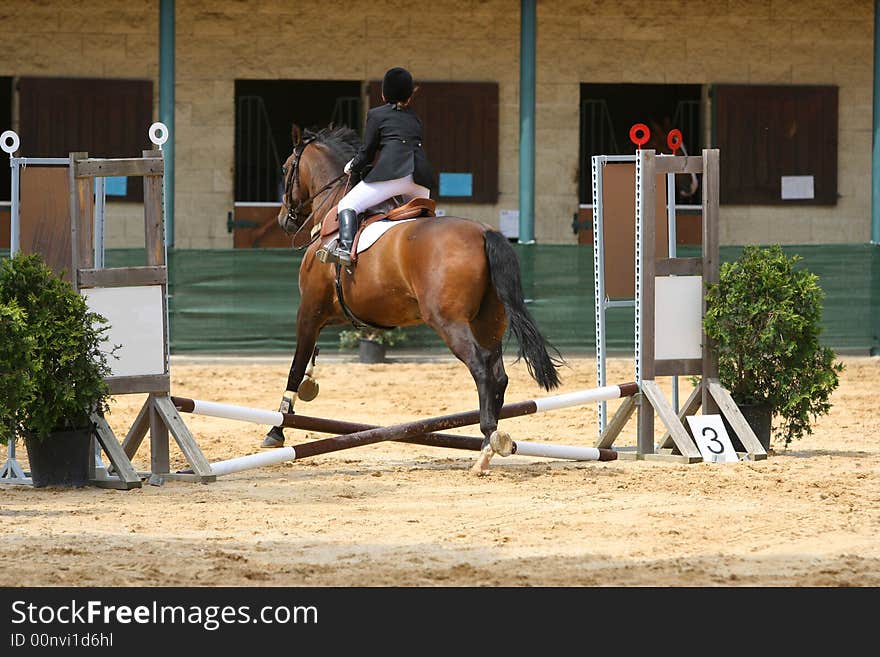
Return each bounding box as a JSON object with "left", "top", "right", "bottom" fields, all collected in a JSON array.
[{"left": 686, "top": 415, "right": 739, "bottom": 463}]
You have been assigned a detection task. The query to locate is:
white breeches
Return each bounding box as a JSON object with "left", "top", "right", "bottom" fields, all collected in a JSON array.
[{"left": 337, "top": 175, "right": 430, "bottom": 215}]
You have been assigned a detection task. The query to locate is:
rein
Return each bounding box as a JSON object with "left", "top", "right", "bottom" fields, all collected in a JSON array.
[
  {"left": 281, "top": 137, "right": 351, "bottom": 248},
  {"left": 286, "top": 173, "right": 349, "bottom": 249},
  {"left": 281, "top": 132, "right": 387, "bottom": 331}
]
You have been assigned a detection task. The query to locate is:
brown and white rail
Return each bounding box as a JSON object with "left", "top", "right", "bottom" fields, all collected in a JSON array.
[{"left": 171, "top": 382, "right": 637, "bottom": 476}]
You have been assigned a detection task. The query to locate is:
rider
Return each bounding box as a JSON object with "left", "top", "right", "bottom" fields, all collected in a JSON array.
[{"left": 331, "top": 67, "right": 435, "bottom": 265}]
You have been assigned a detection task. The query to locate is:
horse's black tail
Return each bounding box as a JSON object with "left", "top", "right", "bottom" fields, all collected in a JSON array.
[{"left": 484, "top": 230, "right": 563, "bottom": 391}]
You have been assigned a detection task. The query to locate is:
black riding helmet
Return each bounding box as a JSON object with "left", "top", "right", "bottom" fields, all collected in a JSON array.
[{"left": 382, "top": 67, "right": 414, "bottom": 104}]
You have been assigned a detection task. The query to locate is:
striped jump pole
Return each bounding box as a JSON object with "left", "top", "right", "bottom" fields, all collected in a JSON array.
[
  {"left": 171, "top": 396, "right": 487, "bottom": 450},
  {"left": 172, "top": 382, "right": 637, "bottom": 476}
]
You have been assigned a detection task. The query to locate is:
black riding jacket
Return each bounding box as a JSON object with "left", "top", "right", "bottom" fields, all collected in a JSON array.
[{"left": 349, "top": 103, "right": 435, "bottom": 189}]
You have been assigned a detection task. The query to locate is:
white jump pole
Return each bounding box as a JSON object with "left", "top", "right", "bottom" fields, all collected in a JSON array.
[
  {"left": 174, "top": 383, "right": 638, "bottom": 476},
  {"left": 512, "top": 442, "right": 603, "bottom": 460},
  {"left": 209, "top": 447, "right": 297, "bottom": 477},
  {"left": 176, "top": 383, "right": 637, "bottom": 429},
  {"left": 205, "top": 440, "right": 609, "bottom": 478},
  {"left": 181, "top": 399, "right": 286, "bottom": 427}
]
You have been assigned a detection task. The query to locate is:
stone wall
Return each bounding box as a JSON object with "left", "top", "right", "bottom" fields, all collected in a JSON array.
[{"left": 0, "top": 0, "right": 872, "bottom": 247}]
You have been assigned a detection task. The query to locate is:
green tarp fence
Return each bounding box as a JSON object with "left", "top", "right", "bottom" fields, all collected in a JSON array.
[{"left": 6, "top": 244, "right": 879, "bottom": 355}]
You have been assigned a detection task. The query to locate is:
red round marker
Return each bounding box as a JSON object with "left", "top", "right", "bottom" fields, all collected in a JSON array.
[
  {"left": 667, "top": 129, "right": 683, "bottom": 154},
  {"left": 629, "top": 123, "right": 650, "bottom": 149}
]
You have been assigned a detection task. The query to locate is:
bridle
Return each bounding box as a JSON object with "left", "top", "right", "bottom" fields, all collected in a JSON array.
[{"left": 280, "top": 136, "right": 348, "bottom": 243}]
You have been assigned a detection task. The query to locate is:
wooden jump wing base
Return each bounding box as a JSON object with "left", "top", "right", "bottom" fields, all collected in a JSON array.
[
  {"left": 117, "top": 395, "right": 216, "bottom": 484},
  {"left": 705, "top": 380, "right": 767, "bottom": 457},
  {"left": 90, "top": 396, "right": 216, "bottom": 487},
  {"left": 89, "top": 414, "right": 143, "bottom": 489},
  {"left": 598, "top": 380, "right": 767, "bottom": 462}
]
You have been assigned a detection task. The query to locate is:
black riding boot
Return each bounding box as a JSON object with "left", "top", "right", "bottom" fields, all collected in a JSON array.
[{"left": 333, "top": 209, "right": 357, "bottom": 265}]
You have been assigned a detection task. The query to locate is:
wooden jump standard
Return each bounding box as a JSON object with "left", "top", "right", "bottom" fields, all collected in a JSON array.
[{"left": 172, "top": 382, "right": 637, "bottom": 476}]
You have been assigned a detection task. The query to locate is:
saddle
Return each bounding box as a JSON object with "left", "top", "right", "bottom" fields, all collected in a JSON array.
[{"left": 313, "top": 197, "right": 436, "bottom": 264}]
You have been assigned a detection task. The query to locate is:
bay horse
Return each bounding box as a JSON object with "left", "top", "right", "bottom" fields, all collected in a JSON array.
[{"left": 263, "top": 126, "right": 563, "bottom": 474}]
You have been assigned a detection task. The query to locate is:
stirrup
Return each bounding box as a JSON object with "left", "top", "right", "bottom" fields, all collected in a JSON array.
[
  {"left": 316, "top": 240, "right": 338, "bottom": 263},
  {"left": 315, "top": 243, "right": 352, "bottom": 266},
  {"left": 332, "top": 247, "right": 352, "bottom": 265}
]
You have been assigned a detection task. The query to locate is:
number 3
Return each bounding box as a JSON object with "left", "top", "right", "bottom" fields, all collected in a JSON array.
[{"left": 702, "top": 427, "right": 724, "bottom": 454}]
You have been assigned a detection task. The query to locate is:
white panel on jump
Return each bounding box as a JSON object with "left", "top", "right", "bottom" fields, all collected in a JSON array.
[
  {"left": 83, "top": 285, "right": 165, "bottom": 377},
  {"left": 654, "top": 275, "right": 703, "bottom": 360}
]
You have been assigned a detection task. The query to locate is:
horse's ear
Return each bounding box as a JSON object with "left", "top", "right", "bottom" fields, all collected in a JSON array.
[{"left": 291, "top": 123, "right": 302, "bottom": 145}]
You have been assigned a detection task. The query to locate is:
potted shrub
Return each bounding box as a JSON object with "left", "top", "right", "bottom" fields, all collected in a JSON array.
[
  {"left": 0, "top": 253, "right": 115, "bottom": 487},
  {"left": 339, "top": 327, "right": 407, "bottom": 364},
  {"left": 0, "top": 300, "right": 36, "bottom": 447},
  {"left": 703, "top": 244, "right": 844, "bottom": 451}
]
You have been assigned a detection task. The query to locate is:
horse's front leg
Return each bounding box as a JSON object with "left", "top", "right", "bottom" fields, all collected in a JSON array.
[{"left": 262, "top": 319, "right": 322, "bottom": 448}]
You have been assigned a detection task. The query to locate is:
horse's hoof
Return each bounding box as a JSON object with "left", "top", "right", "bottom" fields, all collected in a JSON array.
[
  {"left": 470, "top": 445, "right": 494, "bottom": 475},
  {"left": 489, "top": 430, "right": 513, "bottom": 457},
  {"left": 261, "top": 427, "right": 285, "bottom": 448},
  {"left": 261, "top": 435, "right": 284, "bottom": 448},
  {"left": 297, "top": 378, "right": 319, "bottom": 402},
  {"left": 469, "top": 459, "right": 491, "bottom": 476}
]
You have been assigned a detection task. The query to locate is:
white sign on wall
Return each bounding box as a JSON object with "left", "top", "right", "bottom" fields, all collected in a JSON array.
[
  {"left": 499, "top": 209, "right": 519, "bottom": 239},
  {"left": 686, "top": 415, "right": 739, "bottom": 463},
  {"left": 781, "top": 175, "right": 814, "bottom": 200}
]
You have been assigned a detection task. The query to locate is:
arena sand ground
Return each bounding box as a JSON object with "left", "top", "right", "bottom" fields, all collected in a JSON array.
[{"left": 1, "top": 355, "right": 878, "bottom": 586}]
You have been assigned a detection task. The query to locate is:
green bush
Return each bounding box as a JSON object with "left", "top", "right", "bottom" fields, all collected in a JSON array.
[
  {"left": 0, "top": 253, "right": 115, "bottom": 442},
  {"left": 0, "top": 301, "right": 37, "bottom": 445},
  {"left": 339, "top": 326, "right": 408, "bottom": 350},
  {"left": 704, "top": 245, "right": 844, "bottom": 447}
]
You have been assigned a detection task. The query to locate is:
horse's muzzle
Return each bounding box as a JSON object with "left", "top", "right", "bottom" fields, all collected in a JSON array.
[{"left": 278, "top": 206, "right": 296, "bottom": 234}]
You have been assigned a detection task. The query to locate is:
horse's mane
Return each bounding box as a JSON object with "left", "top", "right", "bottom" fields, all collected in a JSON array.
[{"left": 304, "top": 125, "right": 361, "bottom": 165}]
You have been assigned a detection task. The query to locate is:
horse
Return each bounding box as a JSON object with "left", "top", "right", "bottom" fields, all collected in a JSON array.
[{"left": 263, "top": 126, "right": 563, "bottom": 474}]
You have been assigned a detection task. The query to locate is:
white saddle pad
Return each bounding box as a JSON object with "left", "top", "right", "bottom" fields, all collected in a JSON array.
[
  {"left": 356, "top": 218, "right": 418, "bottom": 254},
  {"left": 320, "top": 218, "right": 420, "bottom": 258}
]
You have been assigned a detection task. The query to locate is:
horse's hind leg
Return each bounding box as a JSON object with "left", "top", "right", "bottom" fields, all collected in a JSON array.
[
  {"left": 262, "top": 319, "right": 322, "bottom": 448},
  {"left": 470, "top": 343, "right": 511, "bottom": 474},
  {"left": 429, "top": 320, "right": 507, "bottom": 475}
]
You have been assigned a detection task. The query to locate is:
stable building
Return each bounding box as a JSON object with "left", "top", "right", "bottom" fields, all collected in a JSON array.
[{"left": 0, "top": 0, "right": 875, "bottom": 251}]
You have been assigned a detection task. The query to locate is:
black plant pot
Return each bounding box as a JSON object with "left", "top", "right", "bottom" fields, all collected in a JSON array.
[
  {"left": 24, "top": 427, "right": 92, "bottom": 488},
  {"left": 724, "top": 403, "right": 772, "bottom": 453},
  {"left": 358, "top": 339, "right": 386, "bottom": 364}
]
